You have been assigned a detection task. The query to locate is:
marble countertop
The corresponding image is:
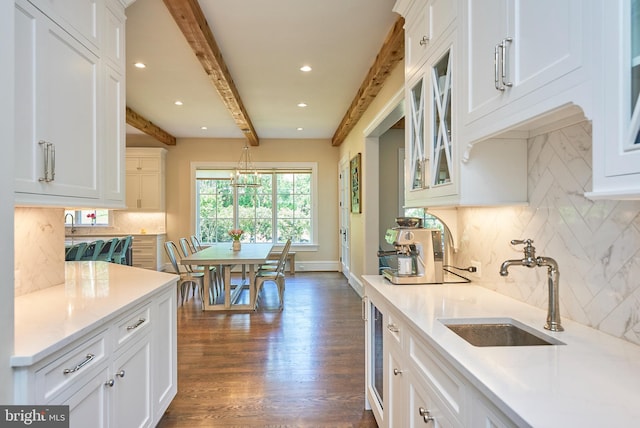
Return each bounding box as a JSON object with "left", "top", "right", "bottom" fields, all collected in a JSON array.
[
  {"left": 363, "top": 275, "right": 640, "bottom": 428},
  {"left": 12, "top": 262, "right": 178, "bottom": 367}
]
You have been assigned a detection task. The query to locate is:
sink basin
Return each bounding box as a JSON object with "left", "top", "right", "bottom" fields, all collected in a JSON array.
[{"left": 441, "top": 318, "right": 565, "bottom": 347}]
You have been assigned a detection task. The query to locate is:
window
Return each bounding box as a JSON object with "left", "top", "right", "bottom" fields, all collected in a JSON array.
[
  {"left": 64, "top": 209, "right": 110, "bottom": 227},
  {"left": 195, "top": 164, "right": 316, "bottom": 245}
]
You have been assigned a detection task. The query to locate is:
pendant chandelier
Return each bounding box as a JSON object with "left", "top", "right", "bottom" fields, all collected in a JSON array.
[{"left": 231, "top": 142, "right": 260, "bottom": 187}]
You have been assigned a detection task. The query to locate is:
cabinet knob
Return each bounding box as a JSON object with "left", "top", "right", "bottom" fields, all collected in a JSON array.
[
  {"left": 387, "top": 323, "right": 399, "bottom": 333},
  {"left": 393, "top": 368, "right": 403, "bottom": 376},
  {"left": 105, "top": 379, "right": 115, "bottom": 388},
  {"left": 116, "top": 369, "right": 126, "bottom": 378},
  {"left": 419, "top": 35, "right": 429, "bottom": 46},
  {"left": 418, "top": 407, "right": 434, "bottom": 424}
]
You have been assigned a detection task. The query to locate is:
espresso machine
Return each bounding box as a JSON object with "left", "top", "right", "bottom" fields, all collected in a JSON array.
[{"left": 378, "top": 220, "right": 444, "bottom": 284}]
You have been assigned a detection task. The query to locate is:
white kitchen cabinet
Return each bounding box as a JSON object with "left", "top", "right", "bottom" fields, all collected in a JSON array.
[
  {"left": 153, "top": 285, "right": 177, "bottom": 422},
  {"left": 364, "top": 281, "right": 518, "bottom": 428},
  {"left": 13, "top": 270, "right": 178, "bottom": 428},
  {"left": 461, "top": 0, "right": 591, "bottom": 144},
  {"left": 100, "top": 0, "right": 126, "bottom": 206},
  {"left": 587, "top": 0, "right": 640, "bottom": 199},
  {"left": 397, "top": 0, "right": 528, "bottom": 208},
  {"left": 132, "top": 234, "right": 166, "bottom": 271},
  {"left": 110, "top": 336, "right": 152, "bottom": 428},
  {"left": 126, "top": 148, "right": 167, "bottom": 211},
  {"left": 14, "top": 0, "right": 100, "bottom": 203},
  {"left": 13, "top": 0, "right": 127, "bottom": 208},
  {"left": 364, "top": 297, "right": 385, "bottom": 426},
  {"left": 398, "top": 0, "right": 456, "bottom": 80}
]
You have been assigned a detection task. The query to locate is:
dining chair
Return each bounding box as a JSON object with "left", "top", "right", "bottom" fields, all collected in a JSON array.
[
  {"left": 258, "top": 239, "right": 292, "bottom": 273},
  {"left": 79, "top": 240, "right": 105, "bottom": 261},
  {"left": 65, "top": 242, "right": 88, "bottom": 261},
  {"left": 164, "top": 240, "right": 206, "bottom": 308},
  {"left": 179, "top": 237, "right": 222, "bottom": 300},
  {"left": 111, "top": 235, "right": 132, "bottom": 265},
  {"left": 190, "top": 235, "right": 203, "bottom": 251},
  {"left": 95, "top": 238, "right": 119, "bottom": 263},
  {"left": 253, "top": 239, "right": 291, "bottom": 310}
]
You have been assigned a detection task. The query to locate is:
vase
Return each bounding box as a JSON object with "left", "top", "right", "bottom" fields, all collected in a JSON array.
[{"left": 232, "top": 240, "right": 241, "bottom": 251}]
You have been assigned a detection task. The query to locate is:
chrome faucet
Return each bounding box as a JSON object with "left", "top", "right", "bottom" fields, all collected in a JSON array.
[
  {"left": 65, "top": 213, "right": 76, "bottom": 234},
  {"left": 499, "top": 239, "right": 564, "bottom": 332}
]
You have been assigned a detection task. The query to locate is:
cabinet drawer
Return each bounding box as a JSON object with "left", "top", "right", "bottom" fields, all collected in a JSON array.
[
  {"left": 113, "top": 303, "right": 152, "bottom": 349},
  {"left": 408, "top": 332, "right": 465, "bottom": 419},
  {"left": 385, "top": 311, "right": 404, "bottom": 347},
  {"left": 35, "top": 331, "right": 107, "bottom": 403}
]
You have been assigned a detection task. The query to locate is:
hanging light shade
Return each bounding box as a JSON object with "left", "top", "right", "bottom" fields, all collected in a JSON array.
[{"left": 231, "top": 142, "right": 260, "bottom": 187}]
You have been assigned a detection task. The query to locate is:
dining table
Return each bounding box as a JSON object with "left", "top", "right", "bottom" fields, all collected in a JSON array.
[{"left": 180, "top": 242, "right": 274, "bottom": 311}]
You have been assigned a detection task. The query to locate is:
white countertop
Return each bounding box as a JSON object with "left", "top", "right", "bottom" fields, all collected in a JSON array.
[
  {"left": 13, "top": 262, "right": 178, "bottom": 367},
  {"left": 363, "top": 275, "right": 640, "bottom": 428}
]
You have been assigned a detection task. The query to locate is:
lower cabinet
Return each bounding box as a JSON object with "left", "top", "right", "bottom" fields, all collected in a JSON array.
[
  {"left": 364, "top": 284, "right": 518, "bottom": 428},
  {"left": 13, "top": 286, "right": 177, "bottom": 428},
  {"left": 132, "top": 234, "right": 166, "bottom": 271}
]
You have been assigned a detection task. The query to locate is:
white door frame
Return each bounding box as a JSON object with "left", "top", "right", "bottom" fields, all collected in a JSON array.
[
  {"left": 338, "top": 155, "right": 351, "bottom": 278},
  {"left": 362, "top": 89, "right": 405, "bottom": 276}
]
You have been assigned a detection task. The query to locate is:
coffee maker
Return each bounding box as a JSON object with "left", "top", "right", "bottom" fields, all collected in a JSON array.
[{"left": 378, "top": 220, "right": 444, "bottom": 284}]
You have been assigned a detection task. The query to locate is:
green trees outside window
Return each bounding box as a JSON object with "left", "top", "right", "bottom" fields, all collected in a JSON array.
[{"left": 196, "top": 170, "right": 312, "bottom": 244}]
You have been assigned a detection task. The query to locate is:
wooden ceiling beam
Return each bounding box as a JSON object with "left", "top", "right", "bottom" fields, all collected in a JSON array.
[
  {"left": 163, "top": 0, "right": 259, "bottom": 146},
  {"left": 331, "top": 16, "right": 405, "bottom": 146},
  {"left": 126, "top": 106, "right": 177, "bottom": 145}
]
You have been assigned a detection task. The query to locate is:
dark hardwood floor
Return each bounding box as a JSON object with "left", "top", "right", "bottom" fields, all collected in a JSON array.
[{"left": 157, "top": 272, "right": 378, "bottom": 428}]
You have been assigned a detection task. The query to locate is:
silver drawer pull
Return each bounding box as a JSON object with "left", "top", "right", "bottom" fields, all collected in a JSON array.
[
  {"left": 115, "top": 369, "right": 126, "bottom": 378},
  {"left": 126, "top": 318, "right": 146, "bottom": 330},
  {"left": 63, "top": 353, "right": 95, "bottom": 375},
  {"left": 393, "top": 368, "right": 403, "bottom": 376},
  {"left": 105, "top": 379, "right": 115, "bottom": 387},
  {"left": 387, "top": 323, "right": 399, "bottom": 333}
]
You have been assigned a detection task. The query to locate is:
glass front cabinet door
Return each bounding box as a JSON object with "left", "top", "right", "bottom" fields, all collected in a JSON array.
[
  {"left": 405, "top": 35, "right": 456, "bottom": 207},
  {"left": 589, "top": 0, "right": 640, "bottom": 199}
]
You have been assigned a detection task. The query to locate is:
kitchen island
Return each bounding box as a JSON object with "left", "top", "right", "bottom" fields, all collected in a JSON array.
[
  {"left": 363, "top": 275, "right": 640, "bottom": 427},
  {"left": 13, "top": 262, "right": 178, "bottom": 427}
]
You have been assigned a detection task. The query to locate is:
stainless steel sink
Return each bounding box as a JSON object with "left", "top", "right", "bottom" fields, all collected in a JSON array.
[{"left": 441, "top": 318, "right": 565, "bottom": 347}]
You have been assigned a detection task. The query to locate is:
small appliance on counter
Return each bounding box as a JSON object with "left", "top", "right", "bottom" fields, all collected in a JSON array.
[{"left": 378, "top": 217, "right": 444, "bottom": 284}]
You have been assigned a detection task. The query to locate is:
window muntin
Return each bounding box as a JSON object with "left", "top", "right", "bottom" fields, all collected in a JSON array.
[{"left": 195, "top": 167, "right": 313, "bottom": 244}]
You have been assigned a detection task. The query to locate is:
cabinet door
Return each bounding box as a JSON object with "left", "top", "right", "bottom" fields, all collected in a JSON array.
[
  {"left": 406, "top": 74, "right": 427, "bottom": 193},
  {"left": 153, "top": 289, "right": 177, "bottom": 421},
  {"left": 588, "top": 0, "right": 640, "bottom": 198},
  {"left": 63, "top": 367, "right": 110, "bottom": 428},
  {"left": 139, "top": 173, "right": 162, "bottom": 210},
  {"left": 387, "top": 346, "right": 406, "bottom": 428},
  {"left": 364, "top": 298, "right": 384, "bottom": 425},
  {"left": 101, "top": 64, "right": 125, "bottom": 205},
  {"left": 111, "top": 338, "right": 152, "bottom": 428},
  {"left": 408, "top": 379, "right": 459, "bottom": 428},
  {"left": 15, "top": 0, "right": 99, "bottom": 202},
  {"left": 464, "top": 0, "right": 584, "bottom": 126}
]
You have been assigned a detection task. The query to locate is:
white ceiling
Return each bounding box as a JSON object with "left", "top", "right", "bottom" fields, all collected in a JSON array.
[{"left": 125, "top": 0, "right": 399, "bottom": 142}]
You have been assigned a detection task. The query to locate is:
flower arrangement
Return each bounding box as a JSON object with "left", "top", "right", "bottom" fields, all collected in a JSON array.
[
  {"left": 228, "top": 229, "right": 243, "bottom": 241},
  {"left": 86, "top": 212, "right": 96, "bottom": 225}
]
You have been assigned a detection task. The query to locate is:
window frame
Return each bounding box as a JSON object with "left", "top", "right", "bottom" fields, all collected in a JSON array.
[{"left": 190, "top": 161, "right": 319, "bottom": 250}]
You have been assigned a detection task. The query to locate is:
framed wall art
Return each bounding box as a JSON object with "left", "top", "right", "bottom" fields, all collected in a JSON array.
[{"left": 350, "top": 153, "right": 362, "bottom": 213}]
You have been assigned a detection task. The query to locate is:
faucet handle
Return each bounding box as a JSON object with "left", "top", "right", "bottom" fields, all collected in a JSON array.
[
  {"left": 510, "top": 239, "right": 533, "bottom": 246},
  {"left": 510, "top": 239, "right": 535, "bottom": 258}
]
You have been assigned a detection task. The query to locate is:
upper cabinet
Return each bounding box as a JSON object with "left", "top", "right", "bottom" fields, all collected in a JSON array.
[
  {"left": 125, "top": 148, "right": 167, "bottom": 212},
  {"left": 587, "top": 0, "right": 640, "bottom": 199},
  {"left": 13, "top": 0, "right": 127, "bottom": 208},
  {"left": 397, "top": 0, "right": 527, "bottom": 208},
  {"left": 461, "top": 0, "right": 590, "bottom": 144}
]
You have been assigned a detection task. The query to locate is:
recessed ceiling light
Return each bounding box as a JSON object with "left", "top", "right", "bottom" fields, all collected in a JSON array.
[
  {"left": 174, "top": 101, "right": 183, "bottom": 106},
  {"left": 297, "top": 102, "right": 307, "bottom": 108},
  {"left": 300, "top": 65, "right": 312, "bottom": 72},
  {"left": 134, "top": 62, "right": 146, "bottom": 69},
  {"left": 297, "top": 127, "right": 303, "bottom": 131},
  {"left": 201, "top": 126, "right": 208, "bottom": 130}
]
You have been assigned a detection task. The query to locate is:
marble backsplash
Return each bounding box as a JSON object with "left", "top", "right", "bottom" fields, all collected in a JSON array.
[
  {"left": 14, "top": 207, "right": 65, "bottom": 296},
  {"left": 454, "top": 121, "right": 640, "bottom": 345},
  {"left": 67, "top": 211, "right": 166, "bottom": 236}
]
